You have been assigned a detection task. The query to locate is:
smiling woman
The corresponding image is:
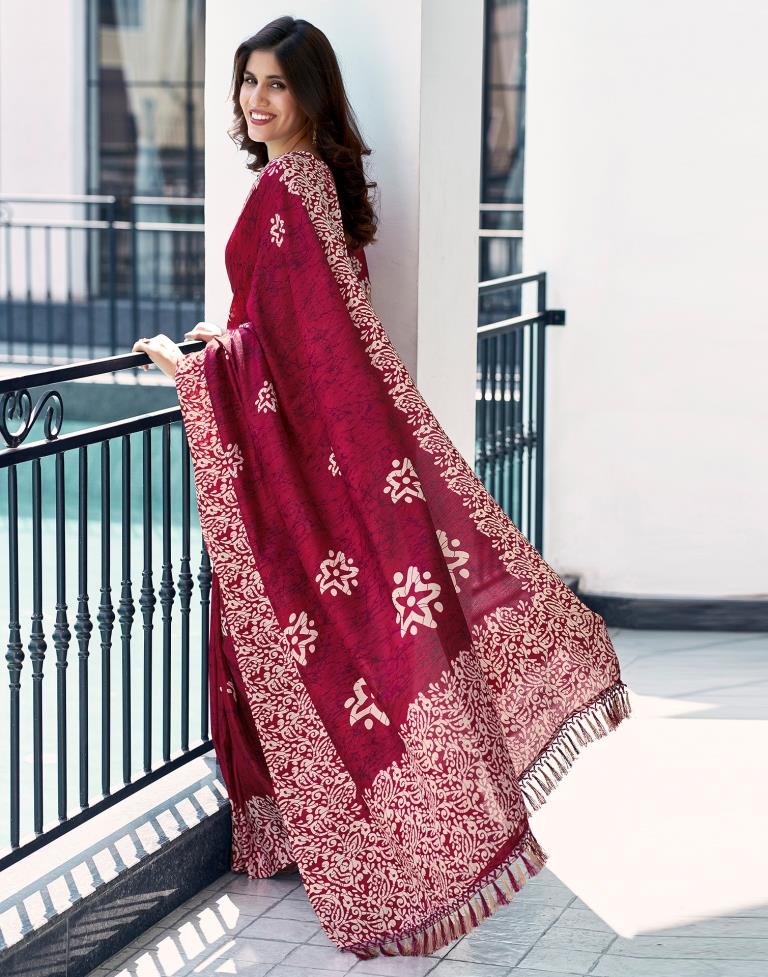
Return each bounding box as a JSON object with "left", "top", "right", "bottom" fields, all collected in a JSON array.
[{"left": 134, "top": 13, "right": 631, "bottom": 964}]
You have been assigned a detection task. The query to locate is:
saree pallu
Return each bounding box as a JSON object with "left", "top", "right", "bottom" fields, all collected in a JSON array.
[{"left": 175, "top": 150, "right": 631, "bottom": 958}]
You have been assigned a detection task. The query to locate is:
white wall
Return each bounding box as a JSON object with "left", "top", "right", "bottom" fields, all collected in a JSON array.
[
  {"left": 0, "top": 0, "right": 86, "bottom": 300},
  {"left": 523, "top": 2, "right": 768, "bottom": 597},
  {"left": 205, "top": 1, "right": 483, "bottom": 466}
]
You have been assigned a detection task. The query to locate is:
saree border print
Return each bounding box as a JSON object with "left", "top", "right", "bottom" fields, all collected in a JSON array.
[{"left": 175, "top": 151, "right": 631, "bottom": 958}]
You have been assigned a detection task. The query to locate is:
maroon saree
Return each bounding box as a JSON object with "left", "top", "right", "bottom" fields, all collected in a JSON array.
[{"left": 174, "top": 150, "right": 631, "bottom": 958}]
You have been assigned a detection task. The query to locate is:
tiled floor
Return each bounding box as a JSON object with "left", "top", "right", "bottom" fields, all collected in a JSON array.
[{"left": 86, "top": 627, "right": 768, "bottom": 977}]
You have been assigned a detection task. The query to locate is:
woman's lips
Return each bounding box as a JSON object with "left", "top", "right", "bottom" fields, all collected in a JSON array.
[{"left": 250, "top": 112, "right": 275, "bottom": 126}]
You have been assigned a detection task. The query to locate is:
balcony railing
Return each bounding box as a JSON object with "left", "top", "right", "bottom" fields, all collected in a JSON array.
[
  {"left": 0, "top": 344, "right": 211, "bottom": 871},
  {"left": 476, "top": 270, "right": 564, "bottom": 553},
  {"left": 0, "top": 193, "right": 204, "bottom": 366}
]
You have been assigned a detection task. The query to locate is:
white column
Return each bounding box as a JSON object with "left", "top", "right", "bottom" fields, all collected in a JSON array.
[
  {"left": 205, "top": 1, "right": 484, "bottom": 467},
  {"left": 523, "top": 1, "right": 768, "bottom": 597}
]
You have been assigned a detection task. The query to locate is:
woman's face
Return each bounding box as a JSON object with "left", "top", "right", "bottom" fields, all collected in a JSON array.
[{"left": 239, "top": 48, "right": 309, "bottom": 157}]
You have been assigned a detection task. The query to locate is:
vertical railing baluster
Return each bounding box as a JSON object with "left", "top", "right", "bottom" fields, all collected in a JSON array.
[
  {"left": 97, "top": 441, "right": 114, "bottom": 796},
  {"left": 198, "top": 543, "right": 211, "bottom": 742},
  {"left": 65, "top": 227, "right": 74, "bottom": 363},
  {"left": 512, "top": 327, "right": 523, "bottom": 528},
  {"left": 490, "top": 334, "right": 499, "bottom": 501},
  {"left": 29, "top": 458, "right": 46, "bottom": 834},
  {"left": 4, "top": 221, "right": 14, "bottom": 360},
  {"left": 75, "top": 445, "right": 93, "bottom": 809},
  {"left": 45, "top": 226, "right": 53, "bottom": 360},
  {"left": 477, "top": 338, "right": 489, "bottom": 484},
  {"left": 179, "top": 433, "right": 193, "bottom": 752},
  {"left": 160, "top": 424, "right": 175, "bottom": 761},
  {"left": 140, "top": 429, "right": 155, "bottom": 772},
  {"left": 130, "top": 201, "right": 139, "bottom": 349},
  {"left": 6, "top": 465, "right": 24, "bottom": 848},
  {"left": 118, "top": 434, "right": 135, "bottom": 784},
  {"left": 153, "top": 230, "right": 161, "bottom": 333},
  {"left": 25, "top": 225, "right": 33, "bottom": 360},
  {"left": 108, "top": 202, "right": 117, "bottom": 358},
  {"left": 533, "top": 274, "right": 547, "bottom": 553},
  {"left": 500, "top": 332, "right": 510, "bottom": 514},
  {"left": 53, "top": 453, "right": 71, "bottom": 821}
]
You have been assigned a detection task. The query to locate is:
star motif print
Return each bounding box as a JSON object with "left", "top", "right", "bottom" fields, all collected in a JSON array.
[
  {"left": 328, "top": 450, "right": 341, "bottom": 477},
  {"left": 270, "top": 212, "right": 286, "bottom": 247},
  {"left": 316, "top": 549, "right": 359, "bottom": 597},
  {"left": 392, "top": 566, "right": 444, "bottom": 637},
  {"left": 344, "top": 677, "right": 390, "bottom": 730},
  {"left": 255, "top": 379, "right": 277, "bottom": 413},
  {"left": 283, "top": 610, "right": 319, "bottom": 666},
  {"left": 383, "top": 457, "right": 425, "bottom": 504},
  {"left": 436, "top": 529, "right": 471, "bottom": 593}
]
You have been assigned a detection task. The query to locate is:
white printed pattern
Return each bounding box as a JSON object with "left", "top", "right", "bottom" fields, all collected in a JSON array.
[
  {"left": 256, "top": 379, "right": 277, "bottom": 413},
  {"left": 217, "top": 442, "right": 243, "bottom": 479},
  {"left": 436, "top": 530, "right": 471, "bottom": 594},
  {"left": 270, "top": 212, "right": 286, "bottom": 247},
  {"left": 328, "top": 450, "right": 341, "bottom": 477},
  {"left": 316, "top": 549, "right": 359, "bottom": 597},
  {"left": 284, "top": 610, "right": 319, "bottom": 666},
  {"left": 392, "top": 566, "right": 444, "bottom": 638},
  {"left": 344, "top": 677, "right": 390, "bottom": 730},
  {"left": 383, "top": 457, "right": 425, "bottom": 504}
]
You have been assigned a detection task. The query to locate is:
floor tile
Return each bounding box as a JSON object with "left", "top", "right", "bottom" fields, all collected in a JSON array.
[
  {"left": 592, "top": 957, "right": 768, "bottom": 977},
  {"left": 238, "top": 916, "right": 321, "bottom": 943},
  {"left": 349, "top": 952, "right": 439, "bottom": 975},
  {"left": 263, "top": 899, "right": 323, "bottom": 923},
  {"left": 512, "top": 945, "right": 599, "bottom": 974},
  {"left": 280, "top": 943, "right": 358, "bottom": 971},
  {"left": 427, "top": 962, "right": 511, "bottom": 977},
  {"left": 607, "top": 934, "right": 768, "bottom": 959}
]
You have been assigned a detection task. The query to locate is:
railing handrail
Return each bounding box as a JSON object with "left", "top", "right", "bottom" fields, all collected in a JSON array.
[
  {"left": 0, "top": 341, "right": 205, "bottom": 395},
  {"left": 0, "top": 217, "right": 205, "bottom": 232},
  {"left": 0, "top": 192, "right": 117, "bottom": 205},
  {"left": 478, "top": 271, "right": 544, "bottom": 291},
  {"left": 0, "top": 192, "right": 204, "bottom": 206}
]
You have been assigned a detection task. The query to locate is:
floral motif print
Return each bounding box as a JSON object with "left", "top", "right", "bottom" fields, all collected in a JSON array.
[
  {"left": 344, "top": 677, "right": 391, "bottom": 730},
  {"left": 392, "top": 566, "right": 444, "bottom": 637},
  {"left": 255, "top": 379, "right": 277, "bottom": 413},
  {"left": 213, "top": 441, "right": 243, "bottom": 479},
  {"left": 218, "top": 678, "right": 237, "bottom": 701},
  {"left": 328, "top": 449, "right": 341, "bottom": 477},
  {"left": 270, "top": 212, "right": 286, "bottom": 247},
  {"left": 383, "top": 457, "right": 425, "bottom": 504},
  {"left": 315, "top": 549, "right": 359, "bottom": 596},
  {"left": 284, "top": 610, "right": 319, "bottom": 666},
  {"left": 436, "top": 529, "right": 471, "bottom": 593}
]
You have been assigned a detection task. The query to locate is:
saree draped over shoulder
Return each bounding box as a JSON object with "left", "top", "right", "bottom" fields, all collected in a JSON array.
[{"left": 174, "top": 150, "right": 631, "bottom": 959}]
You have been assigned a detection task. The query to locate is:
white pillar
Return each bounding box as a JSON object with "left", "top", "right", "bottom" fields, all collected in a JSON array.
[
  {"left": 205, "top": 1, "right": 484, "bottom": 467},
  {"left": 523, "top": 1, "right": 768, "bottom": 597}
]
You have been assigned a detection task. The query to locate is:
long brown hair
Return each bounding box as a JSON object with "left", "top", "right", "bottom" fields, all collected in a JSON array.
[{"left": 228, "top": 16, "right": 378, "bottom": 249}]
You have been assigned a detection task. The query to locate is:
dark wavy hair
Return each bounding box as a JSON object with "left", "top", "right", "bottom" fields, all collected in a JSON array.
[{"left": 228, "top": 16, "right": 378, "bottom": 249}]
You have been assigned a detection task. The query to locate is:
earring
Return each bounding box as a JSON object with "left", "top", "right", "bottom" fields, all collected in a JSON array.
[{"left": 312, "top": 122, "right": 317, "bottom": 145}]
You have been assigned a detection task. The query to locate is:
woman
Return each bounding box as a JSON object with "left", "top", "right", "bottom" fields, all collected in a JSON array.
[{"left": 132, "top": 15, "right": 631, "bottom": 960}]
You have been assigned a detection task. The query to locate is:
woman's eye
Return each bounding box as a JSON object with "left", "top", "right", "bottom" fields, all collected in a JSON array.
[{"left": 271, "top": 81, "right": 285, "bottom": 89}]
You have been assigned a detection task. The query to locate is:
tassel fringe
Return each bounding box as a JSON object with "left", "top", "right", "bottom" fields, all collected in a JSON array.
[
  {"left": 519, "top": 679, "right": 632, "bottom": 813},
  {"left": 345, "top": 682, "right": 630, "bottom": 960},
  {"left": 347, "top": 828, "right": 548, "bottom": 959}
]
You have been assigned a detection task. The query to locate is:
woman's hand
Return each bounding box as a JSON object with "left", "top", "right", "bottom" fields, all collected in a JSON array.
[
  {"left": 184, "top": 321, "right": 225, "bottom": 342},
  {"left": 131, "top": 334, "right": 184, "bottom": 379}
]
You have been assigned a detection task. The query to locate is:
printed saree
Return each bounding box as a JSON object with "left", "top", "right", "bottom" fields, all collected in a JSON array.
[{"left": 174, "top": 150, "right": 632, "bottom": 958}]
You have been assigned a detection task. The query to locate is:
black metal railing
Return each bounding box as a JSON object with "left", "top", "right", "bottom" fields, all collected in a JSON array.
[
  {"left": 0, "top": 345, "right": 212, "bottom": 871},
  {"left": 0, "top": 193, "right": 205, "bottom": 366},
  {"left": 476, "top": 271, "right": 565, "bottom": 553}
]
